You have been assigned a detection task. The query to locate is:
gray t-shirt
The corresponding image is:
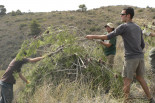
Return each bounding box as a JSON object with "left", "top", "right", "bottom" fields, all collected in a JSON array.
[
  {"left": 107, "top": 22, "right": 145, "bottom": 60},
  {"left": 1, "top": 58, "right": 28, "bottom": 84}
]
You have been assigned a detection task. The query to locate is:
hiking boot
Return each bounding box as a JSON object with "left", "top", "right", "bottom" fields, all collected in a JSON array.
[{"left": 150, "top": 98, "right": 155, "bottom": 103}]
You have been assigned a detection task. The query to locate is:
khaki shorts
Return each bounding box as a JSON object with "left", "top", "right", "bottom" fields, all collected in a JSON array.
[
  {"left": 122, "top": 58, "right": 145, "bottom": 80},
  {"left": 106, "top": 55, "right": 115, "bottom": 69}
]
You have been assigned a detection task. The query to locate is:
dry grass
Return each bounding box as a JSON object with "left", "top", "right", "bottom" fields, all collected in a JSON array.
[
  {"left": 0, "top": 70, "right": 5, "bottom": 78},
  {"left": 20, "top": 81, "right": 122, "bottom": 103},
  {"left": 13, "top": 80, "right": 151, "bottom": 103}
]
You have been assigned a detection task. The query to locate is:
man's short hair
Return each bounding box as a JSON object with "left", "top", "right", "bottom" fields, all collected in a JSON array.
[{"left": 123, "top": 7, "right": 134, "bottom": 19}]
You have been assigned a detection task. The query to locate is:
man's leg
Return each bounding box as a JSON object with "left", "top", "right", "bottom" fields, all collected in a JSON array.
[
  {"left": 123, "top": 77, "right": 132, "bottom": 99},
  {"left": 0, "top": 85, "right": 3, "bottom": 103},
  {"left": 136, "top": 75, "right": 152, "bottom": 99},
  {"left": 122, "top": 58, "right": 139, "bottom": 102},
  {"left": 0, "top": 83, "right": 13, "bottom": 103}
]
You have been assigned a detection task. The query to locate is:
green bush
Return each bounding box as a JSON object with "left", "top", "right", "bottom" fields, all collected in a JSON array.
[
  {"left": 16, "top": 26, "right": 123, "bottom": 102},
  {"left": 0, "top": 5, "right": 6, "bottom": 15},
  {"left": 90, "top": 26, "right": 101, "bottom": 32},
  {"left": 29, "top": 20, "right": 41, "bottom": 36},
  {"left": 138, "top": 9, "right": 143, "bottom": 12},
  {"left": 16, "top": 10, "right": 22, "bottom": 15},
  {"left": 11, "top": 11, "right": 16, "bottom": 16},
  {"left": 19, "top": 23, "right": 27, "bottom": 30}
]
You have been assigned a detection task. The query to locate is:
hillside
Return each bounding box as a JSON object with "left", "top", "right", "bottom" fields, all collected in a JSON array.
[
  {"left": 0, "top": 5, "right": 155, "bottom": 103},
  {"left": 0, "top": 5, "right": 155, "bottom": 70}
]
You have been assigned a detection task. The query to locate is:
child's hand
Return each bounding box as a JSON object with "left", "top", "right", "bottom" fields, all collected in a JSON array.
[
  {"left": 26, "top": 80, "right": 30, "bottom": 84},
  {"left": 142, "top": 29, "right": 151, "bottom": 36}
]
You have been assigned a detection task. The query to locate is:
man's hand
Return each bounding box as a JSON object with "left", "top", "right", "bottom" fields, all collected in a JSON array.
[{"left": 85, "top": 35, "right": 94, "bottom": 39}]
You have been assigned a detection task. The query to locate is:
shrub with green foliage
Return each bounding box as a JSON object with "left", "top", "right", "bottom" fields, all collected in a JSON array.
[
  {"left": 19, "top": 23, "right": 27, "bottom": 30},
  {"left": 16, "top": 9, "right": 22, "bottom": 15},
  {"left": 0, "top": 5, "right": 6, "bottom": 15},
  {"left": 29, "top": 20, "right": 41, "bottom": 36},
  {"left": 138, "top": 9, "right": 143, "bottom": 12},
  {"left": 11, "top": 11, "right": 16, "bottom": 16},
  {"left": 78, "top": 4, "right": 87, "bottom": 12},
  {"left": 16, "top": 26, "right": 123, "bottom": 102},
  {"left": 90, "top": 26, "right": 101, "bottom": 32},
  {"left": 11, "top": 10, "right": 22, "bottom": 16}
]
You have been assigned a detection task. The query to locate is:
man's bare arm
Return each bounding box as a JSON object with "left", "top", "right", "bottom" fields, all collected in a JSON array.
[
  {"left": 28, "top": 57, "right": 44, "bottom": 63},
  {"left": 85, "top": 35, "right": 108, "bottom": 40},
  {"left": 18, "top": 72, "right": 28, "bottom": 83}
]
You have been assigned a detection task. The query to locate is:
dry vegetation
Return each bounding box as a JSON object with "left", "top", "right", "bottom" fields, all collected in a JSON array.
[
  {"left": 0, "top": 5, "right": 155, "bottom": 103},
  {"left": 0, "top": 5, "right": 155, "bottom": 70}
]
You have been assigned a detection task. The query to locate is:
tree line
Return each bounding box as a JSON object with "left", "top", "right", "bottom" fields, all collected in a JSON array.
[{"left": 0, "top": 4, "right": 87, "bottom": 16}]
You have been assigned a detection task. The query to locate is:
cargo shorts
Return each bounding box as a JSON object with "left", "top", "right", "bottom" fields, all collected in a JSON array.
[
  {"left": 106, "top": 55, "right": 115, "bottom": 69},
  {"left": 122, "top": 58, "right": 145, "bottom": 80}
]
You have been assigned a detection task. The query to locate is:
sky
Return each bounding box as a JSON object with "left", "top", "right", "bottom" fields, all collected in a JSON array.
[{"left": 1, "top": 0, "right": 155, "bottom": 13}]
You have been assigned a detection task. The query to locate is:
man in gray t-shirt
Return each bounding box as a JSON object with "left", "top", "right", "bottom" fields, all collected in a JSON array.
[
  {"left": 0, "top": 56, "right": 44, "bottom": 103},
  {"left": 86, "top": 7, "right": 154, "bottom": 103}
]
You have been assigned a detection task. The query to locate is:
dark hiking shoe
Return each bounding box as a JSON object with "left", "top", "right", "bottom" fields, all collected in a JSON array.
[{"left": 150, "top": 98, "right": 155, "bottom": 103}]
